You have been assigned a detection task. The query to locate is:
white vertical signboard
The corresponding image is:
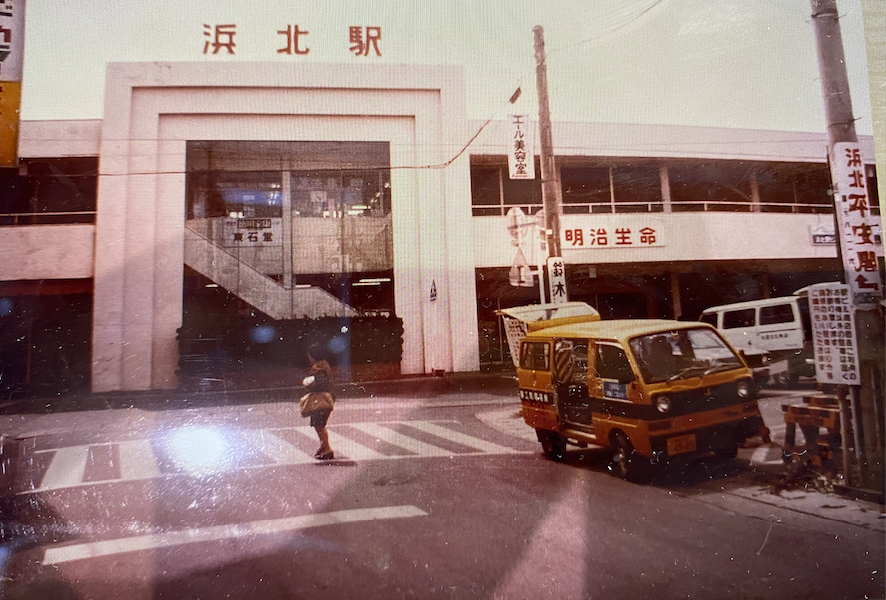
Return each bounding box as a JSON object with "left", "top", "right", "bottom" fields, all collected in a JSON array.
[
  {"left": 830, "top": 142, "right": 884, "bottom": 302},
  {"left": 809, "top": 283, "right": 860, "bottom": 385},
  {"left": 507, "top": 115, "right": 535, "bottom": 180},
  {"left": 547, "top": 256, "right": 567, "bottom": 305},
  {"left": 0, "top": 0, "right": 25, "bottom": 166}
]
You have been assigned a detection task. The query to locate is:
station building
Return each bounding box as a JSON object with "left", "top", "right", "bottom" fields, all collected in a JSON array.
[{"left": 0, "top": 62, "right": 881, "bottom": 395}]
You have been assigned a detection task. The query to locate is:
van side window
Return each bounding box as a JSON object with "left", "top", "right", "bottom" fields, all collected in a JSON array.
[
  {"left": 520, "top": 341, "right": 550, "bottom": 370},
  {"left": 759, "top": 304, "right": 795, "bottom": 325},
  {"left": 723, "top": 308, "right": 755, "bottom": 329},
  {"left": 699, "top": 313, "right": 717, "bottom": 327},
  {"left": 595, "top": 343, "right": 634, "bottom": 382},
  {"left": 562, "top": 339, "right": 589, "bottom": 383}
]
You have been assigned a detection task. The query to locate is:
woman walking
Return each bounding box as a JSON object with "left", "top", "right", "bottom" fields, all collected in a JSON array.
[{"left": 303, "top": 342, "right": 335, "bottom": 460}]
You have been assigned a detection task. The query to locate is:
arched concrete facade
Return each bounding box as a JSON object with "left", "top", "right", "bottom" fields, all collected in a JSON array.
[{"left": 92, "top": 62, "right": 479, "bottom": 392}]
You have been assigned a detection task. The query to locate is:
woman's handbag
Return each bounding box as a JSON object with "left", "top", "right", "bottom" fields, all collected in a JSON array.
[{"left": 299, "top": 391, "right": 334, "bottom": 417}]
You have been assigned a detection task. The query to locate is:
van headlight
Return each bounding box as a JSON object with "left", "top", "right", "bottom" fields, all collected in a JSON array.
[
  {"left": 655, "top": 395, "right": 671, "bottom": 414},
  {"left": 736, "top": 380, "right": 751, "bottom": 399}
]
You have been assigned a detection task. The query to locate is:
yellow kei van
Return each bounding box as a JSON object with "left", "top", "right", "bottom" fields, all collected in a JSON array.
[{"left": 517, "top": 318, "right": 765, "bottom": 481}]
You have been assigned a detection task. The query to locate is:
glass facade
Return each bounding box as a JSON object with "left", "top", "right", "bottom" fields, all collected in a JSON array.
[
  {"left": 0, "top": 157, "right": 98, "bottom": 225},
  {"left": 470, "top": 158, "right": 870, "bottom": 216}
]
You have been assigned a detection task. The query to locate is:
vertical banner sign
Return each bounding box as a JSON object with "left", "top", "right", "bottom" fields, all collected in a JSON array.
[
  {"left": 507, "top": 115, "right": 535, "bottom": 180},
  {"left": 830, "top": 142, "right": 884, "bottom": 301},
  {"left": 809, "top": 283, "right": 860, "bottom": 385},
  {"left": 0, "top": 0, "right": 25, "bottom": 167},
  {"left": 546, "top": 256, "right": 567, "bottom": 305}
]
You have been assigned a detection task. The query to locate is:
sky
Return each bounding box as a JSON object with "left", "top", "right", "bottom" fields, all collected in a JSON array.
[{"left": 19, "top": 0, "right": 876, "bottom": 135}]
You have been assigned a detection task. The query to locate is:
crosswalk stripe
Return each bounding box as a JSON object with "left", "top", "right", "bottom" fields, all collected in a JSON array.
[
  {"left": 318, "top": 427, "right": 386, "bottom": 460},
  {"left": 38, "top": 446, "right": 90, "bottom": 491},
  {"left": 349, "top": 423, "right": 455, "bottom": 457},
  {"left": 118, "top": 439, "right": 161, "bottom": 481},
  {"left": 18, "top": 420, "right": 527, "bottom": 494},
  {"left": 244, "top": 429, "right": 315, "bottom": 465},
  {"left": 751, "top": 445, "right": 783, "bottom": 464},
  {"left": 405, "top": 421, "right": 522, "bottom": 454}
]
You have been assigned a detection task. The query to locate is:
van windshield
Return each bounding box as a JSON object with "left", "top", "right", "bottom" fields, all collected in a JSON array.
[{"left": 628, "top": 327, "right": 743, "bottom": 384}]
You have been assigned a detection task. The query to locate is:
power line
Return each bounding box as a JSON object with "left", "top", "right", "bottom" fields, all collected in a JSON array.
[{"left": 544, "top": 0, "right": 667, "bottom": 62}]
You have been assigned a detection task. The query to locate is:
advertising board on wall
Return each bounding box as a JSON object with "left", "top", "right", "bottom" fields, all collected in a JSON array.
[
  {"left": 808, "top": 282, "right": 860, "bottom": 385},
  {"left": 830, "top": 141, "right": 884, "bottom": 301},
  {"left": 0, "top": 0, "right": 25, "bottom": 167}
]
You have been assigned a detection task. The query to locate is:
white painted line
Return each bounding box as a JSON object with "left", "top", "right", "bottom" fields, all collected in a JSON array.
[
  {"left": 317, "top": 427, "right": 386, "bottom": 460},
  {"left": 405, "top": 421, "right": 522, "bottom": 454},
  {"left": 118, "top": 439, "right": 161, "bottom": 481},
  {"left": 751, "top": 446, "right": 773, "bottom": 464},
  {"left": 349, "top": 423, "right": 454, "bottom": 457},
  {"left": 738, "top": 445, "right": 784, "bottom": 466},
  {"left": 37, "top": 446, "right": 90, "bottom": 491},
  {"left": 243, "top": 429, "right": 314, "bottom": 465},
  {"left": 43, "top": 505, "right": 427, "bottom": 565}
]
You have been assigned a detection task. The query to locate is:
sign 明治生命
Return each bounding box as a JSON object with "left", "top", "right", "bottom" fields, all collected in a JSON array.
[{"left": 561, "top": 223, "right": 663, "bottom": 249}]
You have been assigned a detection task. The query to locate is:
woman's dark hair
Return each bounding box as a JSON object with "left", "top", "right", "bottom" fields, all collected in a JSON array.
[{"left": 308, "top": 342, "right": 328, "bottom": 362}]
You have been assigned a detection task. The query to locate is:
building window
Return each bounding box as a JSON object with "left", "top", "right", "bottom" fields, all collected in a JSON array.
[
  {"left": 186, "top": 141, "right": 391, "bottom": 220},
  {"left": 289, "top": 170, "right": 390, "bottom": 218},
  {"left": 0, "top": 157, "right": 98, "bottom": 225},
  {"left": 792, "top": 165, "right": 832, "bottom": 214},
  {"left": 562, "top": 166, "right": 611, "bottom": 214},
  {"left": 471, "top": 159, "right": 841, "bottom": 217},
  {"left": 755, "top": 164, "right": 795, "bottom": 213},
  {"left": 502, "top": 159, "right": 543, "bottom": 214},
  {"left": 670, "top": 162, "right": 753, "bottom": 212},
  {"left": 470, "top": 159, "right": 543, "bottom": 217},
  {"left": 184, "top": 140, "right": 394, "bottom": 279},
  {"left": 188, "top": 170, "right": 282, "bottom": 220},
  {"left": 611, "top": 165, "right": 662, "bottom": 213},
  {"left": 470, "top": 166, "right": 502, "bottom": 216},
  {"left": 755, "top": 163, "right": 832, "bottom": 214}
]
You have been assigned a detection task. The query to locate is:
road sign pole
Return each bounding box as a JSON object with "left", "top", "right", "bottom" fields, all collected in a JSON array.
[{"left": 811, "top": 0, "right": 885, "bottom": 492}]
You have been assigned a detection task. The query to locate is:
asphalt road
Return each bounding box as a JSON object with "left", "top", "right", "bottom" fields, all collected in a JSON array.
[{"left": 0, "top": 390, "right": 883, "bottom": 600}]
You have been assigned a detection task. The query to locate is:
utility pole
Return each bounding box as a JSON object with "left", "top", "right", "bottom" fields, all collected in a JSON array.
[
  {"left": 810, "top": 0, "right": 885, "bottom": 492},
  {"left": 533, "top": 26, "right": 563, "bottom": 259}
]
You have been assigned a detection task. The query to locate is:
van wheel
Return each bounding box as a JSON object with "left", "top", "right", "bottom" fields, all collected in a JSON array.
[
  {"left": 610, "top": 432, "right": 651, "bottom": 483},
  {"left": 537, "top": 431, "right": 567, "bottom": 462}
]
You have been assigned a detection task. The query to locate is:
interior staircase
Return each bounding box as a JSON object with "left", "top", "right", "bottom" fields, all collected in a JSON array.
[{"left": 183, "top": 227, "right": 361, "bottom": 320}]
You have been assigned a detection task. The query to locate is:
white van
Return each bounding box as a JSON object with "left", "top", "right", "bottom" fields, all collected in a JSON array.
[{"left": 699, "top": 294, "right": 814, "bottom": 385}]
